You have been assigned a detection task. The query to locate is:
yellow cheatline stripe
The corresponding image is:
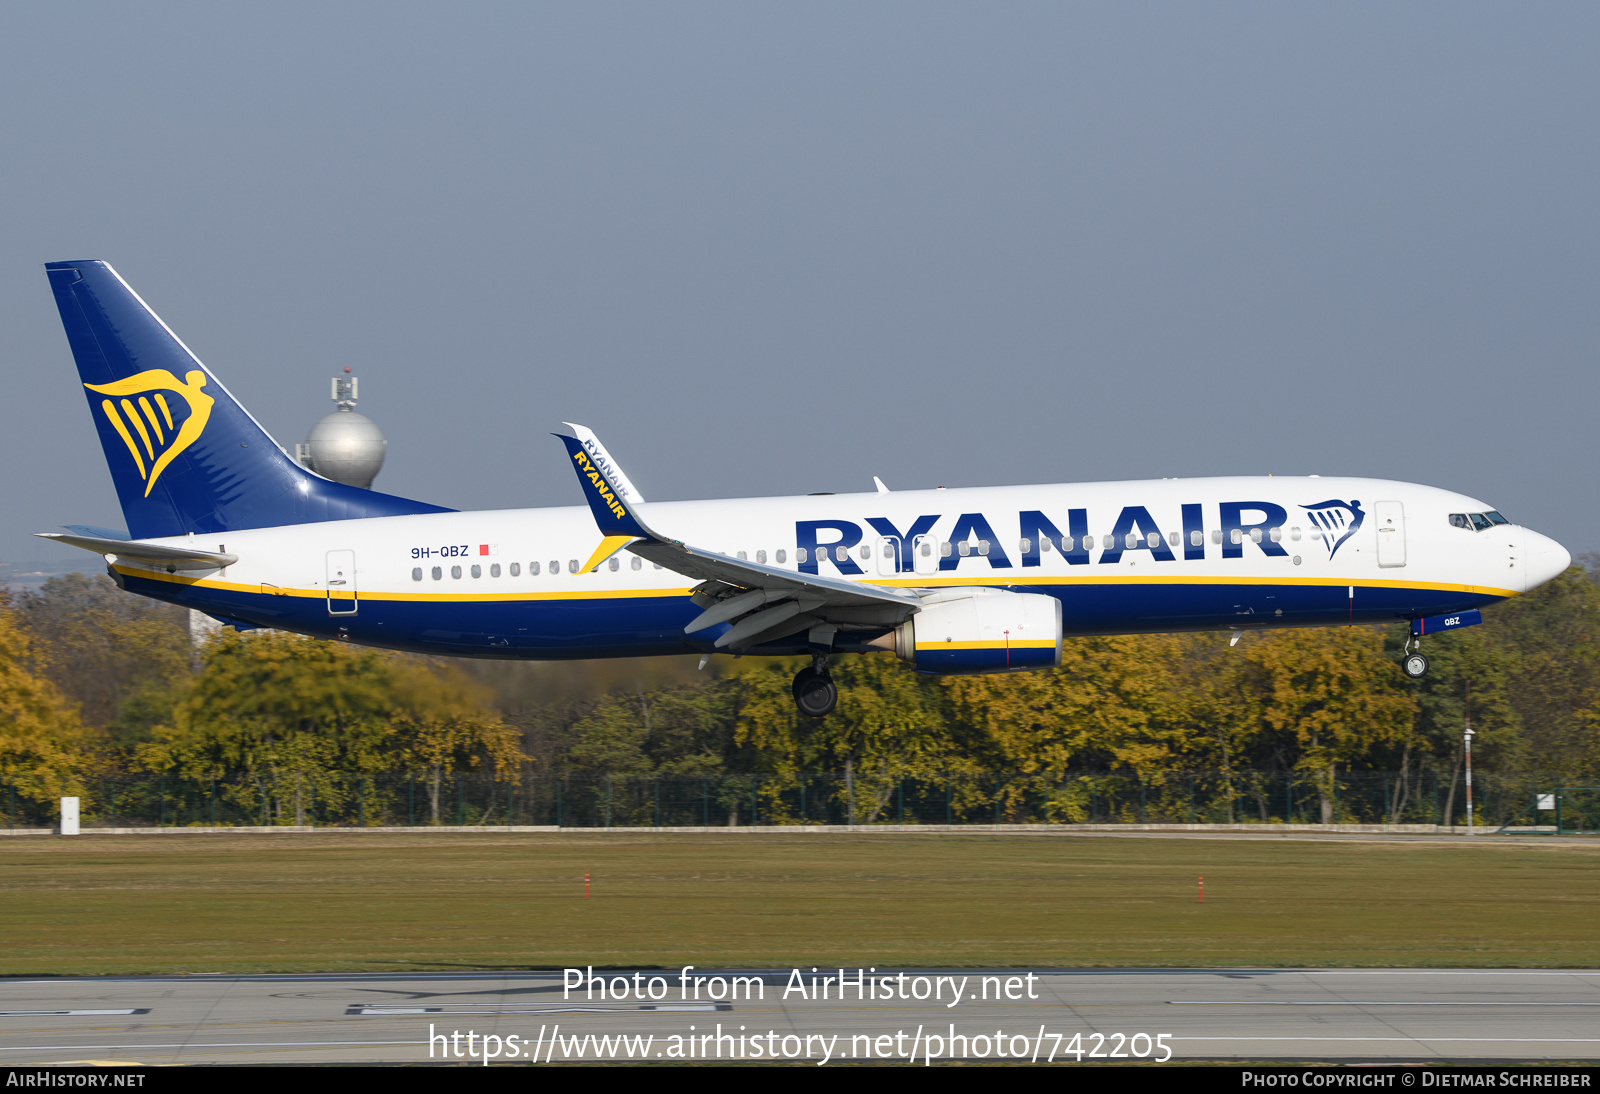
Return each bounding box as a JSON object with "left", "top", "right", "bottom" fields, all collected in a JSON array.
[
  {"left": 154, "top": 393, "right": 174, "bottom": 430},
  {"left": 101, "top": 400, "right": 147, "bottom": 480},
  {"left": 138, "top": 396, "right": 165, "bottom": 444},
  {"left": 121, "top": 398, "right": 155, "bottom": 459},
  {"left": 870, "top": 573, "right": 1520, "bottom": 599},
  {"left": 113, "top": 566, "right": 1516, "bottom": 607},
  {"left": 580, "top": 535, "right": 638, "bottom": 574},
  {"left": 917, "top": 640, "right": 1057, "bottom": 651}
]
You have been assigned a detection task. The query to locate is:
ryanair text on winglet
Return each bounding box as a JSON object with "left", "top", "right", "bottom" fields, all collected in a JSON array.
[{"left": 572, "top": 449, "right": 627, "bottom": 520}]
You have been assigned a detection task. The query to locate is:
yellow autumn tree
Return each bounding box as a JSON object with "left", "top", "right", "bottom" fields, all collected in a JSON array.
[
  {"left": 1245, "top": 627, "right": 1418, "bottom": 822},
  {"left": 143, "top": 631, "right": 521, "bottom": 825},
  {"left": 938, "top": 634, "right": 1194, "bottom": 820},
  {"left": 387, "top": 656, "right": 523, "bottom": 824},
  {"left": 0, "top": 607, "right": 96, "bottom": 813},
  {"left": 734, "top": 653, "right": 961, "bottom": 822}
]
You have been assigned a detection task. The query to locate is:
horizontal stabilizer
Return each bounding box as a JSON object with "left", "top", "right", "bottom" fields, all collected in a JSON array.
[
  {"left": 36, "top": 532, "right": 236, "bottom": 571},
  {"left": 63, "top": 524, "right": 130, "bottom": 541}
]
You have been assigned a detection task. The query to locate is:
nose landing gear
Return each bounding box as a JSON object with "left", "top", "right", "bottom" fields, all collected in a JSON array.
[
  {"left": 792, "top": 653, "right": 837, "bottom": 717},
  {"left": 1401, "top": 635, "right": 1429, "bottom": 679}
]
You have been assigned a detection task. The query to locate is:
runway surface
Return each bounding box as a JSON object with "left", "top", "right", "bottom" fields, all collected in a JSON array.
[{"left": 3, "top": 968, "right": 1599, "bottom": 1065}]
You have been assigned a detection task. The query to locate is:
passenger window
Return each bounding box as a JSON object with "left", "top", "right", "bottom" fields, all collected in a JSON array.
[
  {"left": 920, "top": 541, "right": 933, "bottom": 557},
  {"left": 1190, "top": 530, "right": 1203, "bottom": 547},
  {"left": 737, "top": 551, "right": 747, "bottom": 560},
  {"left": 1020, "top": 538, "right": 1032, "bottom": 554},
  {"left": 882, "top": 544, "right": 893, "bottom": 558},
  {"left": 550, "top": 560, "right": 559, "bottom": 575},
  {"left": 1230, "top": 529, "right": 1242, "bottom": 545},
  {"left": 1290, "top": 528, "right": 1301, "bottom": 542},
  {"left": 1268, "top": 527, "right": 1281, "bottom": 543},
  {"left": 978, "top": 540, "right": 990, "bottom": 555},
  {"left": 529, "top": 561, "right": 540, "bottom": 575},
  {"left": 1146, "top": 532, "right": 1160, "bottom": 549},
  {"left": 1062, "top": 536, "right": 1075, "bottom": 551},
  {"left": 1124, "top": 532, "right": 1137, "bottom": 549},
  {"left": 631, "top": 556, "right": 642, "bottom": 570},
  {"left": 835, "top": 546, "right": 848, "bottom": 562},
  {"left": 958, "top": 541, "right": 971, "bottom": 556},
  {"left": 776, "top": 549, "right": 786, "bottom": 563},
  {"left": 412, "top": 567, "right": 423, "bottom": 582},
  {"left": 1103, "top": 534, "right": 1115, "bottom": 549},
  {"left": 568, "top": 559, "right": 579, "bottom": 573},
  {"left": 756, "top": 550, "right": 767, "bottom": 564},
  {"left": 1211, "top": 530, "right": 1223, "bottom": 544},
  {"left": 940, "top": 541, "right": 953, "bottom": 557},
  {"left": 1168, "top": 532, "right": 1179, "bottom": 547},
  {"left": 1040, "top": 538, "right": 1052, "bottom": 553},
  {"left": 859, "top": 545, "right": 871, "bottom": 560},
  {"left": 605, "top": 557, "right": 616, "bottom": 571},
  {"left": 796, "top": 548, "right": 808, "bottom": 563},
  {"left": 653, "top": 563, "right": 662, "bottom": 569},
  {"left": 1249, "top": 529, "right": 1262, "bottom": 543},
  {"left": 431, "top": 566, "right": 442, "bottom": 581},
  {"left": 510, "top": 563, "right": 521, "bottom": 576},
  {"left": 451, "top": 565, "right": 462, "bottom": 579},
  {"left": 470, "top": 564, "right": 482, "bottom": 578}
]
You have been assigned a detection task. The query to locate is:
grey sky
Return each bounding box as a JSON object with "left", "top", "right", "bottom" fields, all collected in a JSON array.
[{"left": 3, "top": 3, "right": 1597, "bottom": 567}]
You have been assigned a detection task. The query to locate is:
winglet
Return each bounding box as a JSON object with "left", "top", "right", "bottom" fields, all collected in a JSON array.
[
  {"left": 562, "top": 423, "right": 646, "bottom": 503},
  {"left": 556, "top": 431, "right": 661, "bottom": 572}
]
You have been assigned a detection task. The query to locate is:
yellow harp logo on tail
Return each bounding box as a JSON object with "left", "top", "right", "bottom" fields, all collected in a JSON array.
[{"left": 84, "top": 369, "right": 215, "bottom": 497}]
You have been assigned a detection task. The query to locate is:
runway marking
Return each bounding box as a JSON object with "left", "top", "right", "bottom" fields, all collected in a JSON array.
[
  {"left": 1168, "top": 1000, "right": 1600, "bottom": 1006},
  {"left": 0, "top": 1040, "right": 427, "bottom": 1052},
  {"left": 0, "top": 1010, "right": 149, "bottom": 1017},
  {"left": 1175, "top": 1037, "right": 1600, "bottom": 1043},
  {"left": 349, "top": 1003, "right": 729, "bottom": 1015}
]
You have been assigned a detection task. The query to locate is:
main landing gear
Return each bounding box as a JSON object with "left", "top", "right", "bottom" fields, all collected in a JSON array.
[
  {"left": 792, "top": 653, "right": 837, "bottom": 718},
  {"left": 1401, "top": 635, "right": 1429, "bottom": 679}
]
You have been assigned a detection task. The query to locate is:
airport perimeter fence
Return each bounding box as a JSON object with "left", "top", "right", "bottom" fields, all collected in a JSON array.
[{"left": 0, "top": 769, "right": 1571, "bottom": 831}]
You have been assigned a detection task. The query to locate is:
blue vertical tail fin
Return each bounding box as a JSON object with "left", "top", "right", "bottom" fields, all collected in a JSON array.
[{"left": 45, "top": 260, "right": 452, "bottom": 539}]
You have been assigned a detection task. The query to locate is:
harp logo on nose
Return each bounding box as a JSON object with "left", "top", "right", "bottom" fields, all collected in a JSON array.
[
  {"left": 85, "top": 369, "right": 216, "bottom": 496},
  {"left": 1302, "top": 499, "right": 1364, "bottom": 560}
]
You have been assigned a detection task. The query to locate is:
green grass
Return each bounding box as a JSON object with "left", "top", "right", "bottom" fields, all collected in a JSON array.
[{"left": 1, "top": 832, "right": 1597, "bottom": 975}]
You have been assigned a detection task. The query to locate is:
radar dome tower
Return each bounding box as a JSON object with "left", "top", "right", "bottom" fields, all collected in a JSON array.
[{"left": 297, "top": 367, "right": 386, "bottom": 489}]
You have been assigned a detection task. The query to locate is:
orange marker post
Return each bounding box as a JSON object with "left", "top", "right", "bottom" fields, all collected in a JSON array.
[{"left": 1198, "top": 874, "right": 1204, "bottom": 903}]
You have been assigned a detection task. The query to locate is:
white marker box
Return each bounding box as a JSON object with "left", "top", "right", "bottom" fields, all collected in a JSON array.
[{"left": 60, "top": 796, "right": 80, "bottom": 836}]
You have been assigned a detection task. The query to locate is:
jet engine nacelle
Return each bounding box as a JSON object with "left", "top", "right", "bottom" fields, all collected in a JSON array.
[{"left": 891, "top": 588, "right": 1062, "bottom": 675}]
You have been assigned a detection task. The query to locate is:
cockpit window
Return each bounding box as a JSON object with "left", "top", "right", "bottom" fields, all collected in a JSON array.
[{"left": 1451, "top": 511, "right": 1511, "bottom": 532}]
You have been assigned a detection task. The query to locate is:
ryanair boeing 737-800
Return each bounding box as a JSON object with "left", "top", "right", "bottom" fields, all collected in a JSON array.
[{"left": 36, "top": 260, "right": 1571, "bottom": 716}]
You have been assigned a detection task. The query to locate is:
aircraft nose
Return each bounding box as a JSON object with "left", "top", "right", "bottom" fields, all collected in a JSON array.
[{"left": 1522, "top": 528, "right": 1571, "bottom": 592}]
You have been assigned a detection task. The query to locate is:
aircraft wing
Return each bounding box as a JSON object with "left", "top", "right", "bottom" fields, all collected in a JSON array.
[
  {"left": 36, "top": 531, "right": 237, "bottom": 572},
  {"left": 556, "top": 430, "right": 918, "bottom": 650}
]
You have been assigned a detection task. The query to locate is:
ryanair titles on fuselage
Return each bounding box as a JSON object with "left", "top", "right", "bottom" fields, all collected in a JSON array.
[{"left": 794, "top": 497, "right": 1356, "bottom": 575}]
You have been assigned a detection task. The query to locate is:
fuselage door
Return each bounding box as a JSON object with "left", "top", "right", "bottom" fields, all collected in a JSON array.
[
  {"left": 912, "top": 533, "right": 940, "bottom": 576},
  {"left": 876, "top": 536, "right": 901, "bottom": 576},
  {"left": 326, "top": 549, "right": 358, "bottom": 614},
  {"left": 1375, "top": 501, "right": 1406, "bottom": 568}
]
